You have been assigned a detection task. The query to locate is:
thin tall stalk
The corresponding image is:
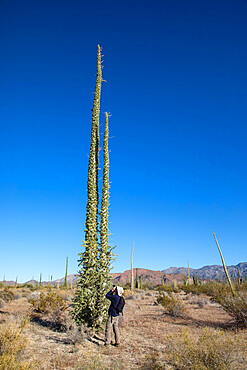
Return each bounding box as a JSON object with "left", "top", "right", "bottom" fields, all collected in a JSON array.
[
  {"left": 131, "top": 242, "right": 134, "bottom": 290},
  {"left": 213, "top": 232, "right": 236, "bottom": 296}
]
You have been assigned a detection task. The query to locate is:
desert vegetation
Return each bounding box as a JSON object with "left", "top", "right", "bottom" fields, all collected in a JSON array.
[{"left": 0, "top": 282, "right": 246, "bottom": 369}]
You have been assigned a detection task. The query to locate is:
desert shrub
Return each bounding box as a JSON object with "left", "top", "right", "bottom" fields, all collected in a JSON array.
[
  {"left": 145, "top": 291, "right": 155, "bottom": 297},
  {"left": 142, "top": 281, "right": 156, "bottom": 290},
  {"left": 0, "top": 288, "right": 15, "bottom": 302},
  {"left": 157, "top": 291, "right": 186, "bottom": 317},
  {"left": 140, "top": 350, "right": 163, "bottom": 369},
  {"left": 187, "top": 296, "right": 208, "bottom": 308},
  {"left": 158, "top": 284, "right": 180, "bottom": 294},
  {"left": 166, "top": 327, "right": 246, "bottom": 369},
  {"left": 124, "top": 290, "right": 138, "bottom": 300},
  {"left": 28, "top": 288, "right": 67, "bottom": 314},
  {"left": 57, "top": 314, "right": 89, "bottom": 344},
  {"left": 211, "top": 288, "right": 247, "bottom": 326},
  {"left": 158, "top": 284, "right": 173, "bottom": 294},
  {"left": 0, "top": 318, "right": 34, "bottom": 369},
  {"left": 18, "top": 283, "right": 38, "bottom": 291}
]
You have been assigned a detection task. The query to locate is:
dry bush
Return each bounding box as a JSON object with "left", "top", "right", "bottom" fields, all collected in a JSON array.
[
  {"left": 28, "top": 288, "right": 69, "bottom": 330},
  {"left": 157, "top": 291, "right": 186, "bottom": 317},
  {"left": 211, "top": 289, "right": 247, "bottom": 326},
  {"left": 0, "top": 317, "right": 34, "bottom": 369},
  {"left": 28, "top": 288, "right": 67, "bottom": 314},
  {"left": 187, "top": 296, "right": 208, "bottom": 308},
  {"left": 140, "top": 350, "right": 163, "bottom": 369},
  {"left": 79, "top": 352, "right": 122, "bottom": 370},
  {"left": 0, "top": 299, "right": 5, "bottom": 309},
  {"left": 124, "top": 290, "right": 139, "bottom": 300},
  {"left": 62, "top": 314, "right": 90, "bottom": 344},
  {"left": 0, "top": 288, "right": 15, "bottom": 303},
  {"left": 166, "top": 327, "right": 246, "bottom": 369}
]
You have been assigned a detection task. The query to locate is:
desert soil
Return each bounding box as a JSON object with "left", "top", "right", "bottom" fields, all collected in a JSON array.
[{"left": 0, "top": 289, "right": 246, "bottom": 369}]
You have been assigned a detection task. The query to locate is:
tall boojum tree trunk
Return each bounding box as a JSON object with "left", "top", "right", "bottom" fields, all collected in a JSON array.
[{"left": 72, "top": 45, "right": 102, "bottom": 328}]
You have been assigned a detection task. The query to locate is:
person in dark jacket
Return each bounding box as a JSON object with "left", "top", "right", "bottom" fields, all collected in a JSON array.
[{"left": 105, "top": 286, "right": 124, "bottom": 346}]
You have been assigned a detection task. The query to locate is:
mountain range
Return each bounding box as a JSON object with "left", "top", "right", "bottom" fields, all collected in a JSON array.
[
  {"left": 162, "top": 262, "right": 247, "bottom": 280},
  {"left": 2, "top": 262, "right": 246, "bottom": 286}
]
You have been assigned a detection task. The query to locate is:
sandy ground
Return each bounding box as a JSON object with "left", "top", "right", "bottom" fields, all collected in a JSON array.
[{"left": 0, "top": 289, "right": 246, "bottom": 369}]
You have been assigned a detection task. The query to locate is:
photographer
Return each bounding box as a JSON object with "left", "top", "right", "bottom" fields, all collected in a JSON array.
[{"left": 105, "top": 285, "right": 124, "bottom": 346}]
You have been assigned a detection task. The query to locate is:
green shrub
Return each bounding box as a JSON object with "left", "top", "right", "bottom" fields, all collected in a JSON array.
[
  {"left": 158, "top": 284, "right": 180, "bottom": 294},
  {"left": 0, "top": 288, "right": 15, "bottom": 302},
  {"left": 166, "top": 327, "right": 246, "bottom": 369},
  {"left": 28, "top": 288, "right": 67, "bottom": 314},
  {"left": 157, "top": 291, "right": 186, "bottom": 317}
]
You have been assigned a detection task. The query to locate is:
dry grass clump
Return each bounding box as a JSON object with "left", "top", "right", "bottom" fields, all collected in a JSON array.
[
  {"left": 140, "top": 350, "right": 163, "bottom": 369},
  {"left": 0, "top": 288, "right": 15, "bottom": 303},
  {"left": 0, "top": 317, "right": 34, "bottom": 369},
  {"left": 166, "top": 327, "right": 246, "bottom": 369},
  {"left": 157, "top": 291, "right": 186, "bottom": 317}
]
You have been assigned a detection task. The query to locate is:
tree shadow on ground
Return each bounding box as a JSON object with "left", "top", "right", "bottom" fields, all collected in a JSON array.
[
  {"left": 30, "top": 315, "right": 64, "bottom": 331},
  {"left": 158, "top": 313, "right": 242, "bottom": 331}
]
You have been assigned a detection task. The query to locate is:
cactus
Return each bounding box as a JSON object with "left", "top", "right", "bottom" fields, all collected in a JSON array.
[
  {"left": 187, "top": 261, "right": 190, "bottom": 285},
  {"left": 139, "top": 275, "right": 143, "bottom": 290},
  {"left": 193, "top": 274, "right": 198, "bottom": 285},
  {"left": 70, "top": 275, "right": 73, "bottom": 289},
  {"left": 135, "top": 268, "right": 139, "bottom": 289},
  {"left": 213, "top": 232, "right": 236, "bottom": 296},
  {"left": 15, "top": 276, "right": 18, "bottom": 288},
  {"left": 183, "top": 275, "right": 188, "bottom": 286},
  {"left": 64, "top": 257, "right": 68, "bottom": 288},
  {"left": 237, "top": 266, "right": 242, "bottom": 284},
  {"left": 173, "top": 280, "right": 177, "bottom": 290},
  {"left": 39, "top": 273, "right": 42, "bottom": 287},
  {"left": 131, "top": 243, "right": 134, "bottom": 290}
]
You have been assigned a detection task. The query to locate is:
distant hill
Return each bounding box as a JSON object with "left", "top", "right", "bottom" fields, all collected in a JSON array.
[
  {"left": 162, "top": 262, "right": 247, "bottom": 280},
  {"left": 111, "top": 269, "right": 185, "bottom": 286}
]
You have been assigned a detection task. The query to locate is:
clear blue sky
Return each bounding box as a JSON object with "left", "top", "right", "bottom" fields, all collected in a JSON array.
[{"left": 0, "top": 0, "right": 246, "bottom": 282}]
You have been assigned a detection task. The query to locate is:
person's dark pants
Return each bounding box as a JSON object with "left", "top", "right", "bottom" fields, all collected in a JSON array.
[{"left": 105, "top": 315, "right": 120, "bottom": 345}]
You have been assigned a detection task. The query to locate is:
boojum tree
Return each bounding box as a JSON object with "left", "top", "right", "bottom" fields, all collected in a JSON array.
[
  {"left": 95, "top": 112, "right": 113, "bottom": 324},
  {"left": 72, "top": 46, "right": 112, "bottom": 329}
]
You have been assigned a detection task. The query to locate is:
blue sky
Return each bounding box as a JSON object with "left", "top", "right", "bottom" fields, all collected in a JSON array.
[{"left": 0, "top": 0, "right": 246, "bottom": 282}]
